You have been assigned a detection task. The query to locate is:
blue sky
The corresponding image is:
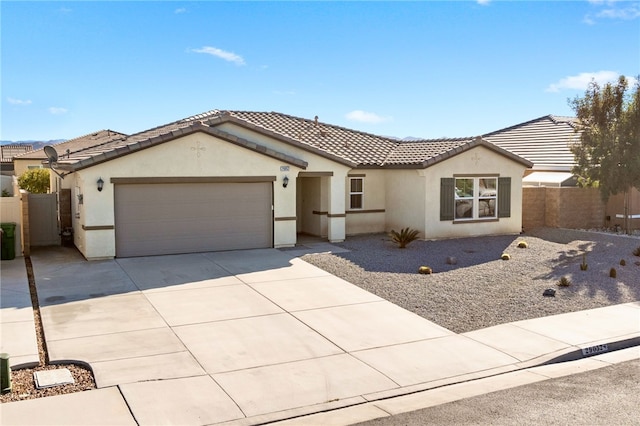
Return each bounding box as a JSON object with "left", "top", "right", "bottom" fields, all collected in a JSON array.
[{"left": 2, "top": 1, "right": 639, "bottom": 141}]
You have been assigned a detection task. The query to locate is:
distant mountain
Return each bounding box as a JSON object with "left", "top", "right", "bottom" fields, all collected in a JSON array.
[{"left": 0, "top": 140, "right": 66, "bottom": 150}]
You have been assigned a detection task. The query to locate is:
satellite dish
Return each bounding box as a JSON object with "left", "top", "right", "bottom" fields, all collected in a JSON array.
[
  {"left": 44, "top": 145, "right": 58, "bottom": 163},
  {"left": 43, "top": 145, "right": 66, "bottom": 179}
]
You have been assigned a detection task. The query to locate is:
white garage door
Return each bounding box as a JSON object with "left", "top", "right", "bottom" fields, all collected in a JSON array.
[{"left": 114, "top": 181, "right": 273, "bottom": 257}]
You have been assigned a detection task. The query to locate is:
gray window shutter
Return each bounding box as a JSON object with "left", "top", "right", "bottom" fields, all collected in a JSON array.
[
  {"left": 498, "top": 177, "right": 511, "bottom": 218},
  {"left": 440, "top": 178, "right": 455, "bottom": 221}
]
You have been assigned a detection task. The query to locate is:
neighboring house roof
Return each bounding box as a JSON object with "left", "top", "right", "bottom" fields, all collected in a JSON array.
[
  {"left": 483, "top": 115, "right": 580, "bottom": 171},
  {"left": 52, "top": 110, "right": 532, "bottom": 172},
  {"left": 1, "top": 144, "right": 33, "bottom": 163},
  {"left": 14, "top": 130, "right": 127, "bottom": 161}
]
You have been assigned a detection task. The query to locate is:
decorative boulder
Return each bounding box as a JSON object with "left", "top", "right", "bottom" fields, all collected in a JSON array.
[
  {"left": 418, "top": 266, "right": 433, "bottom": 275},
  {"left": 543, "top": 288, "right": 556, "bottom": 297}
]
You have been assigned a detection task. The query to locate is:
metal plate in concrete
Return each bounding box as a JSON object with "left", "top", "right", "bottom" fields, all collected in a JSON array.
[{"left": 34, "top": 368, "right": 74, "bottom": 389}]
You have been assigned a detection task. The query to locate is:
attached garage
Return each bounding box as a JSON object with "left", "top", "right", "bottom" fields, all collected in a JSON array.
[{"left": 113, "top": 178, "right": 273, "bottom": 257}]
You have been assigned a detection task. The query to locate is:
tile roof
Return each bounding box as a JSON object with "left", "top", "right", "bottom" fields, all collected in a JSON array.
[
  {"left": 14, "top": 130, "right": 127, "bottom": 161},
  {"left": 1, "top": 144, "right": 33, "bottom": 163},
  {"left": 484, "top": 115, "right": 580, "bottom": 171},
  {"left": 52, "top": 110, "right": 532, "bottom": 172}
]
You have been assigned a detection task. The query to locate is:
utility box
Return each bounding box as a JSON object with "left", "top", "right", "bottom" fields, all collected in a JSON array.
[{"left": 0, "top": 222, "right": 17, "bottom": 260}]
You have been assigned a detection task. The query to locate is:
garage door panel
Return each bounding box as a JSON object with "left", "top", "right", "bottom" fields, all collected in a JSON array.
[{"left": 115, "top": 182, "right": 272, "bottom": 257}]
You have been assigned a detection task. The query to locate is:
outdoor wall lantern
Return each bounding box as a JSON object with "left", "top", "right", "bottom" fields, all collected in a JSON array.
[
  {"left": 282, "top": 176, "right": 289, "bottom": 188},
  {"left": 97, "top": 177, "right": 104, "bottom": 192}
]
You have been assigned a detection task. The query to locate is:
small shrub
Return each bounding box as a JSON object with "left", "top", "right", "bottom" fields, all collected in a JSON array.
[
  {"left": 18, "top": 168, "right": 50, "bottom": 194},
  {"left": 389, "top": 227, "right": 420, "bottom": 249},
  {"left": 580, "top": 253, "right": 588, "bottom": 271},
  {"left": 418, "top": 266, "right": 433, "bottom": 274},
  {"left": 501, "top": 253, "right": 511, "bottom": 260},
  {"left": 609, "top": 267, "right": 617, "bottom": 278},
  {"left": 517, "top": 241, "right": 528, "bottom": 248},
  {"left": 557, "top": 276, "right": 571, "bottom": 287},
  {"left": 1, "top": 189, "right": 10, "bottom": 197},
  {"left": 620, "top": 259, "right": 626, "bottom": 266},
  {"left": 633, "top": 246, "right": 640, "bottom": 257}
]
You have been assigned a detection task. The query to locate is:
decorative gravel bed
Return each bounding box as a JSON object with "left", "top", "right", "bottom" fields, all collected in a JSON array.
[{"left": 302, "top": 228, "right": 640, "bottom": 334}]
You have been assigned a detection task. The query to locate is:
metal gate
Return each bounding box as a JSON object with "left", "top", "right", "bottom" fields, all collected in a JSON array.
[{"left": 28, "top": 193, "right": 60, "bottom": 246}]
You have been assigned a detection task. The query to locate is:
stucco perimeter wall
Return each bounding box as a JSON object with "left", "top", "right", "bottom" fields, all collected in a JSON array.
[
  {"left": 523, "top": 186, "right": 605, "bottom": 230},
  {"left": 605, "top": 188, "right": 640, "bottom": 231},
  {"left": 345, "top": 169, "right": 387, "bottom": 234},
  {"left": 70, "top": 132, "right": 311, "bottom": 259},
  {"left": 423, "top": 146, "right": 527, "bottom": 239}
]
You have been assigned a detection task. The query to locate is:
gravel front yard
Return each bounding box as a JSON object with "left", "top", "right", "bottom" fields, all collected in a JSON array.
[{"left": 303, "top": 228, "right": 640, "bottom": 333}]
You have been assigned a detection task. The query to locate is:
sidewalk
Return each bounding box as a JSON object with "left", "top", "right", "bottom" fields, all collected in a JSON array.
[
  {"left": 1, "top": 249, "right": 639, "bottom": 426},
  {"left": 0, "top": 257, "right": 39, "bottom": 368}
]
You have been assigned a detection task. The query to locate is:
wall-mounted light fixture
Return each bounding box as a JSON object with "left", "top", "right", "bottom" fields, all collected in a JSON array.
[
  {"left": 282, "top": 176, "right": 289, "bottom": 188},
  {"left": 97, "top": 177, "right": 104, "bottom": 192}
]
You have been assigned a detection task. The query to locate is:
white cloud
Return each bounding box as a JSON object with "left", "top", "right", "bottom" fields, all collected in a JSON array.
[
  {"left": 7, "top": 97, "right": 32, "bottom": 106},
  {"left": 477, "top": 0, "right": 491, "bottom": 5},
  {"left": 546, "top": 71, "right": 623, "bottom": 92},
  {"left": 48, "top": 107, "right": 68, "bottom": 115},
  {"left": 584, "top": 1, "right": 640, "bottom": 23},
  {"left": 175, "top": 7, "right": 186, "bottom": 14},
  {"left": 345, "top": 110, "right": 392, "bottom": 124},
  {"left": 273, "top": 90, "right": 296, "bottom": 96},
  {"left": 191, "top": 46, "right": 245, "bottom": 66}
]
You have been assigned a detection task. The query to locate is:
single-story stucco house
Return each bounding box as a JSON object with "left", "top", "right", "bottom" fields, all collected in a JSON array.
[{"left": 46, "top": 110, "right": 533, "bottom": 259}]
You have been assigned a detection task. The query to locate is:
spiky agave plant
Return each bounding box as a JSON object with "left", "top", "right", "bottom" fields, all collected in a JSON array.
[{"left": 389, "top": 227, "right": 420, "bottom": 249}]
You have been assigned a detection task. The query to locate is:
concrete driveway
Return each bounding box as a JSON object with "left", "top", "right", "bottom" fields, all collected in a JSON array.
[{"left": 25, "top": 246, "right": 640, "bottom": 425}]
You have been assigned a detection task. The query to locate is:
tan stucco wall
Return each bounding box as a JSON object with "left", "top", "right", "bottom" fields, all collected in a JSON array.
[
  {"left": 385, "top": 169, "right": 427, "bottom": 235},
  {"left": 345, "top": 169, "right": 387, "bottom": 234},
  {"left": 422, "top": 146, "right": 526, "bottom": 239},
  {"left": 13, "top": 159, "right": 45, "bottom": 179},
  {"left": 70, "top": 132, "right": 308, "bottom": 259},
  {"left": 218, "top": 124, "right": 351, "bottom": 241}
]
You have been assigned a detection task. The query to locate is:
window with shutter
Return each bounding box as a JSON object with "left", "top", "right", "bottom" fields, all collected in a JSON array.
[{"left": 440, "top": 178, "right": 455, "bottom": 221}]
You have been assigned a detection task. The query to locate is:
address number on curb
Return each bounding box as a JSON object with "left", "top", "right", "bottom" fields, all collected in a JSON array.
[{"left": 582, "top": 344, "right": 609, "bottom": 356}]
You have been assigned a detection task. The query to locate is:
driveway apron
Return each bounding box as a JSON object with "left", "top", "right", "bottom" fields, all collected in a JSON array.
[{"left": 31, "top": 247, "right": 522, "bottom": 425}]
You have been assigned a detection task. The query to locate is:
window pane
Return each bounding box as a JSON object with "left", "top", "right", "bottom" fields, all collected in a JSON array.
[
  {"left": 455, "top": 178, "right": 474, "bottom": 198},
  {"left": 350, "top": 178, "right": 363, "bottom": 192},
  {"left": 455, "top": 200, "right": 472, "bottom": 218},
  {"left": 350, "top": 194, "right": 363, "bottom": 209},
  {"left": 479, "top": 178, "right": 497, "bottom": 196}
]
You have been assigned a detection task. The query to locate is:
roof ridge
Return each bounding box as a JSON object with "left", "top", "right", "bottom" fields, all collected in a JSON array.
[
  {"left": 246, "top": 110, "right": 402, "bottom": 143},
  {"left": 483, "top": 115, "right": 560, "bottom": 137}
]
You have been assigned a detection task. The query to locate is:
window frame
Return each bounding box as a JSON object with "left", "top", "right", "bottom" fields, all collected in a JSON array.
[
  {"left": 349, "top": 177, "right": 364, "bottom": 210},
  {"left": 454, "top": 176, "right": 498, "bottom": 221}
]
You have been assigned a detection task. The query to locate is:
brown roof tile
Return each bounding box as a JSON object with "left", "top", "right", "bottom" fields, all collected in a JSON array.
[
  {"left": 14, "top": 130, "right": 127, "bottom": 161},
  {"left": 484, "top": 115, "right": 580, "bottom": 171},
  {"left": 54, "top": 110, "right": 532, "bottom": 171}
]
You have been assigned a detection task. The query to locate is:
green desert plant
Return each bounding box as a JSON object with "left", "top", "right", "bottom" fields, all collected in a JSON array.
[
  {"left": 620, "top": 259, "right": 626, "bottom": 266},
  {"left": 517, "top": 241, "right": 528, "bottom": 248},
  {"left": 580, "top": 253, "right": 588, "bottom": 271},
  {"left": 501, "top": 253, "right": 511, "bottom": 260},
  {"left": 557, "top": 276, "right": 571, "bottom": 287},
  {"left": 418, "top": 266, "right": 433, "bottom": 274},
  {"left": 633, "top": 246, "right": 640, "bottom": 257},
  {"left": 609, "top": 267, "right": 617, "bottom": 278},
  {"left": 389, "top": 227, "right": 420, "bottom": 249},
  {"left": 17, "top": 168, "right": 50, "bottom": 194}
]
